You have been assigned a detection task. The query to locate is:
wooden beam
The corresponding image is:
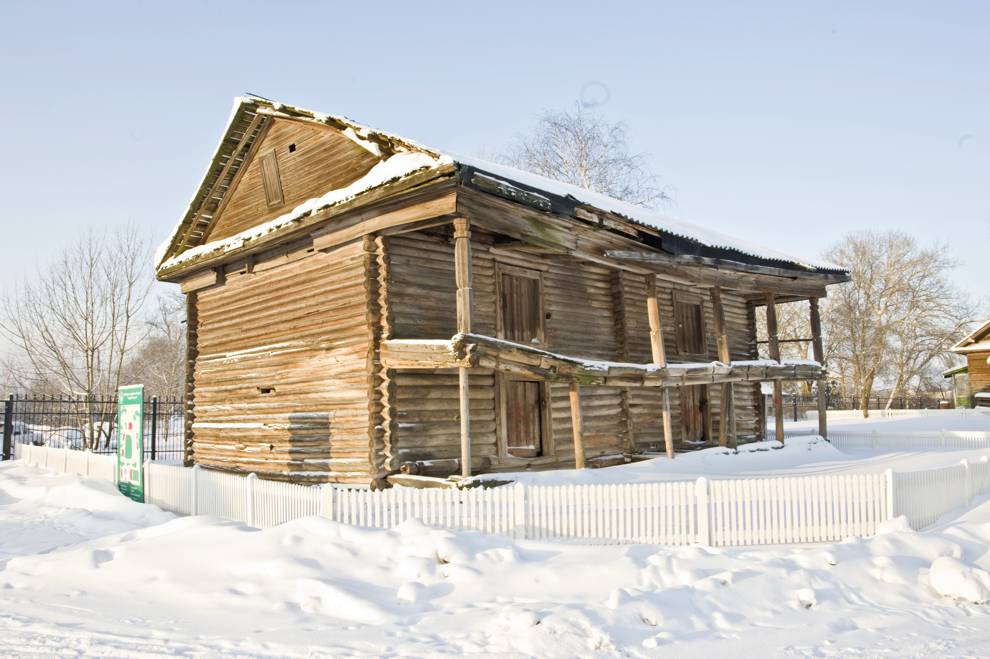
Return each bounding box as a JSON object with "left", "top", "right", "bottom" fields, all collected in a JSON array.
[
  {"left": 380, "top": 336, "right": 825, "bottom": 384},
  {"left": 569, "top": 383, "right": 586, "bottom": 468},
  {"left": 186, "top": 114, "right": 266, "bottom": 239},
  {"left": 810, "top": 297, "right": 828, "bottom": 439},
  {"left": 647, "top": 276, "right": 675, "bottom": 459},
  {"left": 312, "top": 191, "right": 457, "bottom": 252},
  {"left": 180, "top": 267, "right": 224, "bottom": 294},
  {"left": 766, "top": 293, "right": 785, "bottom": 444},
  {"left": 157, "top": 166, "right": 457, "bottom": 281},
  {"left": 710, "top": 284, "right": 735, "bottom": 448},
  {"left": 606, "top": 249, "right": 849, "bottom": 284},
  {"left": 453, "top": 217, "right": 473, "bottom": 478}
]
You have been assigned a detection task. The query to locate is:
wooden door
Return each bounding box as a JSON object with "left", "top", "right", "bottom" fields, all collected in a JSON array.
[
  {"left": 680, "top": 385, "right": 707, "bottom": 444},
  {"left": 503, "top": 379, "right": 544, "bottom": 457},
  {"left": 498, "top": 266, "right": 546, "bottom": 458}
]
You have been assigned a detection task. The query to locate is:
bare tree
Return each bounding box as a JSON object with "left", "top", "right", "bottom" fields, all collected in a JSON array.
[
  {"left": 756, "top": 300, "right": 814, "bottom": 395},
  {"left": 122, "top": 290, "right": 186, "bottom": 400},
  {"left": 0, "top": 228, "right": 152, "bottom": 448},
  {"left": 504, "top": 106, "right": 669, "bottom": 207},
  {"left": 821, "top": 231, "right": 971, "bottom": 416}
]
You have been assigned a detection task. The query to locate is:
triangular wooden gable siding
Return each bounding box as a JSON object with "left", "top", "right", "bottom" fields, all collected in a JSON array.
[{"left": 203, "top": 119, "right": 382, "bottom": 243}]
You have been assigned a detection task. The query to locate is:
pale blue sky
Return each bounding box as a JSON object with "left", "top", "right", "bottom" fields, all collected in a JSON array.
[{"left": 0, "top": 1, "right": 987, "bottom": 303}]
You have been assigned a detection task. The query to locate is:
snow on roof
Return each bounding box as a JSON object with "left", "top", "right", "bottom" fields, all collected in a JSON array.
[
  {"left": 952, "top": 318, "right": 990, "bottom": 353},
  {"left": 157, "top": 97, "right": 848, "bottom": 275},
  {"left": 451, "top": 155, "right": 844, "bottom": 272}
]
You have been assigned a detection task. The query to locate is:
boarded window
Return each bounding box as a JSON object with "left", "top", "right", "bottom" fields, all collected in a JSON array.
[
  {"left": 674, "top": 297, "right": 706, "bottom": 357},
  {"left": 259, "top": 149, "right": 284, "bottom": 208},
  {"left": 499, "top": 270, "right": 543, "bottom": 345}
]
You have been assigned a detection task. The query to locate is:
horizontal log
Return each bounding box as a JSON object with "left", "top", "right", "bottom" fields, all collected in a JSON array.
[{"left": 381, "top": 334, "right": 824, "bottom": 387}]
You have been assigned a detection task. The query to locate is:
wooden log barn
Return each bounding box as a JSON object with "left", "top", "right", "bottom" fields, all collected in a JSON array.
[
  {"left": 950, "top": 319, "right": 990, "bottom": 407},
  {"left": 155, "top": 97, "right": 850, "bottom": 485}
]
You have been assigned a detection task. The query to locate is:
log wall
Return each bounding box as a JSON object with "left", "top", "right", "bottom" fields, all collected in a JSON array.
[
  {"left": 969, "top": 351, "right": 990, "bottom": 396},
  {"left": 614, "top": 272, "right": 761, "bottom": 450},
  {"left": 187, "top": 239, "right": 375, "bottom": 483},
  {"left": 385, "top": 229, "right": 641, "bottom": 472}
]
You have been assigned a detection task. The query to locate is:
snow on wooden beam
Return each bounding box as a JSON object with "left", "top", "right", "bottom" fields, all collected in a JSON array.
[{"left": 380, "top": 334, "right": 824, "bottom": 387}]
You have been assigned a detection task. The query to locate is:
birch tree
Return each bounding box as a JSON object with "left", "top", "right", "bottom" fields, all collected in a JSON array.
[
  {"left": 0, "top": 229, "right": 152, "bottom": 448},
  {"left": 122, "top": 290, "right": 185, "bottom": 400},
  {"left": 504, "top": 106, "right": 669, "bottom": 207},
  {"left": 821, "top": 231, "right": 971, "bottom": 416}
]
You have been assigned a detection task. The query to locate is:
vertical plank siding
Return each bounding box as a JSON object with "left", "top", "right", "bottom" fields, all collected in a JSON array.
[{"left": 189, "top": 239, "right": 374, "bottom": 482}]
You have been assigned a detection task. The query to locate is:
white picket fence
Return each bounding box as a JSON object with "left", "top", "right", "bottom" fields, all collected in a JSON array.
[
  {"left": 826, "top": 430, "right": 990, "bottom": 452},
  {"left": 12, "top": 443, "right": 990, "bottom": 547}
]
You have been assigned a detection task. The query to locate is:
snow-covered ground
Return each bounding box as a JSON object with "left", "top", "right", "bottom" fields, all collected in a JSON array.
[
  {"left": 2, "top": 460, "right": 990, "bottom": 657},
  {"left": 476, "top": 410, "right": 990, "bottom": 486},
  {"left": 2, "top": 411, "right": 990, "bottom": 657}
]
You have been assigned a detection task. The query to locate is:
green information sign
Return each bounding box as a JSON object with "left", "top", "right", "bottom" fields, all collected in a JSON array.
[{"left": 117, "top": 384, "right": 144, "bottom": 502}]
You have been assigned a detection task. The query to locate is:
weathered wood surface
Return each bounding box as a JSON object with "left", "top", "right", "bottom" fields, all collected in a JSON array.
[
  {"left": 453, "top": 218, "right": 473, "bottom": 477},
  {"left": 809, "top": 297, "right": 828, "bottom": 439},
  {"left": 646, "top": 275, "right": 675, "bottom": 458},
  {"left": 766, "top": 293, "right": 785, "bottom": 443},
  {"left": 186, "top": 240, "right": 375, "bottom": 483},
  {"left": 204, "top": 119, "right": 381, "bottom": 243},
  {"left": 710, "top": 284, "right": 735, "bottom": 448},
  {"left": 381, "top": 334, "right": 823, "bottom": 385}
]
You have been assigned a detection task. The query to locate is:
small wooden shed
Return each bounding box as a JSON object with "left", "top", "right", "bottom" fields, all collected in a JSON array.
[
  {"left": 155, "top": 97, "right": 850, "bottom": 484},
  {"left": 951, "top": 319, "right": 990, "bottom": 407}
]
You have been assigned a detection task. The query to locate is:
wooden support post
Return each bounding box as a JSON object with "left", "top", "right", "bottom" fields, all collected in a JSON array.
[
  {"left": 809, "top": 297, "right": 828, "bottom": 439},
  {"left": 710, "top": 285, "right": 735, "bottom": 448},
  {"left": 766, "top": 293, "right": 785, "bottom": 444},
  {"left": 569, "top": 383, "right": 586, "bottom": 468},
  {"left": 647, "top": 276, "right": 675, "bottom": 459},
  {"left": 453, "top": 217, "right": 473, "bottom": 478}
]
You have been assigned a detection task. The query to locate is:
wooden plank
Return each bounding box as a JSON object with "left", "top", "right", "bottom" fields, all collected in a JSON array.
[
  {"left": 570, "top": 383, "right": 586, "bottom": 468},
  {"left": 454, "top": 217, "right": 473, "bottom": 478},
  {"left": 312, "top": 191, "right": 457, "bottom": 252},
  {"left": 647, "top": 276, "right": 675, "bottom": 458},
  {"left": 180, "top": 268, "right": 224, "bottom": 294},
  {"left": 606, "top": 249, "right": 848, "bottom": 283},
  {"left": 766, "top": 293, "right": 785, "bottom": 443},
  {"left": 810, "top": 297, "right": 828, "bottom": 439},
  {"left": 710, "top": 284, "right": 735, "bottom": 448}
]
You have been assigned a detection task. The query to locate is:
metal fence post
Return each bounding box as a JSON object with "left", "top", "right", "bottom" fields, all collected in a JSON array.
[
  {"left": 696, "top": 477, "right": 711, "bottom": 546},
  {"left": 150, "top": 396, "right": 158, "bottom": 461},
  {"left": 2, "top": 395, "right": 13, "bottom": 461}
]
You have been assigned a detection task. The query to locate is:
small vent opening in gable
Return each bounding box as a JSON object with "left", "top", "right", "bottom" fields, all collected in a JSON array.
[
  {"left": 288, "top": 143, "right": 296, "bottom": 153},
  {"left": 259, "top": 149, "right": 284, "bottom": 208}
]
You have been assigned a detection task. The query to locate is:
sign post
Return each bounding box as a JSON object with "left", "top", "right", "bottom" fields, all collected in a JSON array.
[{"left": 117, "top": 384, "right": 145, "bottom": 502}]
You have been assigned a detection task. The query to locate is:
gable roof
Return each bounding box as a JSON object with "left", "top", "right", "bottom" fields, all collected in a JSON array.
[
  {"left": 952, "top": 318, "right": 990, "bottom": 354},
  {"left": 156, "top": 97, "right": 849, "bottom": 279}
]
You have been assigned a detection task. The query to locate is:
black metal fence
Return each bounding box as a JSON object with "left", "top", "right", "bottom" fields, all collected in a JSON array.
[
  {"left": 821, "top": 394, "right": 949, "bottom": 411},
  {"left": 1, "top": 394, "right": 184, "bottom": 462}
]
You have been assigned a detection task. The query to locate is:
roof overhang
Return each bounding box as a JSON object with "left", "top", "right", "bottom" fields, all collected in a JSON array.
[{"left": 952, "top": 318, "right": 990, "bottom": 353}]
